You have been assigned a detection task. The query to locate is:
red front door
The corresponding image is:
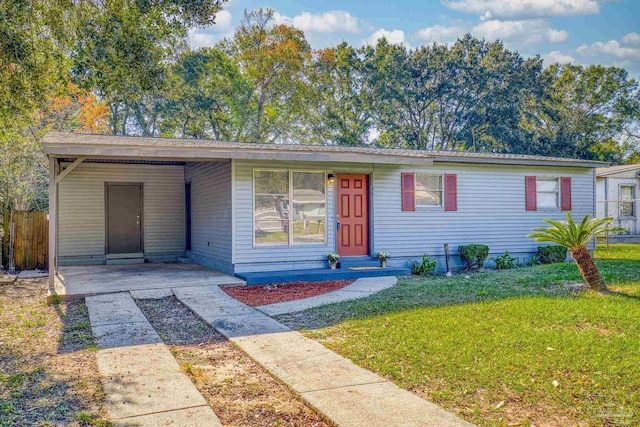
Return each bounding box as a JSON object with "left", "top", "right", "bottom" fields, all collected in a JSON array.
[{"left": 337, "top": 175, "right": 369, "bottom": 256}]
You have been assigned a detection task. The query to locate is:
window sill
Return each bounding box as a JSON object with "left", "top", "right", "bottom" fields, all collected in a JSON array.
[{"left": 253, "top": 244, "right": 329, "bottom": 249}]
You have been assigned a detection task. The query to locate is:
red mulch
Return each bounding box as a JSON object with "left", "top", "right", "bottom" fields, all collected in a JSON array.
[{"left": 223, "top": 279, "right": 355, "bottom": 307}]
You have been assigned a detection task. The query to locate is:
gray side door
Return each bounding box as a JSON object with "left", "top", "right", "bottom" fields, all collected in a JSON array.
[{"left": 106, "top": 183, "right": 143, "bottom": 254}]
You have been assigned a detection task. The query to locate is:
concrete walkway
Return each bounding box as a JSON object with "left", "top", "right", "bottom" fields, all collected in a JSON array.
[
  {"left": 174, "top": 285, "right": 473, "bottom": 427},
  {"left": 256, "top": 276, "right": 397, "bottom": 316},
  {"left": 85, "top": 292, "right": 222, "bottom": 427}
]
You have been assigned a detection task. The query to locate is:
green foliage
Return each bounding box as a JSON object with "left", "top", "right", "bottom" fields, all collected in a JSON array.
[
  {"left": 525, "top": 255, "right": 540, "bottom": 267},
  {"left": 411, "top": 254, "right": 437, "bottom": 276},
  {"left": 529, "top": 213, "right": 627, "bottom": 291},
  {"left": 327, "top": 253, "right": 340, "bottom": 263},
  {"left": 537, "top": 246, "right": 568, "bottom": 264},
  {"left": 376, "top": 251, "right": 391, "bottom": 261},
  {"left": 528, "top": 213, "right": 626, "bottom": 250},
  {"left": 458, "top": 244, "right": 489, "bottom": 271},
  {"left": 491, "top": 251, "right": 519, "bottom": 269}
]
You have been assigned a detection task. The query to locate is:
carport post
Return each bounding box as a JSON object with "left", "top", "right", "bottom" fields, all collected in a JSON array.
[{"left": 48, "top": 156, "right": 57, "bottom": 289}]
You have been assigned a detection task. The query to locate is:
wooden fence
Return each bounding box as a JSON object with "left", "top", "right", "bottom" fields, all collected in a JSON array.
[{"left": 11, "top": 210, "right": 48, "bottom": 270}]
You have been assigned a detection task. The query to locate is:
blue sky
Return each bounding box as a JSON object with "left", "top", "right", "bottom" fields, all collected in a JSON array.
[{"left": 189, "top": 0, "right": 640, "bottom": 74}]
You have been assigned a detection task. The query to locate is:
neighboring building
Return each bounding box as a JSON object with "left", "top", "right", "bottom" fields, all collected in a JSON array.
[
  {"left": 596, "top": 164, "right": 640, "bottom": 238},
  {"left": 43, "top": 132, "right": 605, "bottom": 284}
]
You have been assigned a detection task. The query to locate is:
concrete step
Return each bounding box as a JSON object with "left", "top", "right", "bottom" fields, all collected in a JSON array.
[
  {"left": 176, "top": 256, "right": 193, "bottom": 264},
  {"left": 236, "top": 266, "right": 411, "bottom": 286},
  {"left": 105, "top": 258, "right": 145, "bottom": 265},
  {"left": 338, "top": 256, "right": 381, "bottom": 268}
]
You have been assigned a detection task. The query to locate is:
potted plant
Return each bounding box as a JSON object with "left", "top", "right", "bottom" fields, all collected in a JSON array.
[
  {"left": 376, "top": 251, "right": 390, "bottom": 268},
  {"left": 327, "top": 253, "right": 340, "bottom": 270}
]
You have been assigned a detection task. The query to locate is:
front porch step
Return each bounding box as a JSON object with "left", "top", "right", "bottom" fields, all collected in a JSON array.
[
  {"left": 236, "top": 266, "right": 411, "bottom": 286},
  {"left": 338, "top": 256, "right": 381, "bottom": 268},
  {"left": 176, "top": 256, "right": 193, "bottom": 264},
  {"left": 106, "top": 257, "right": 145, "bottom": 265}
]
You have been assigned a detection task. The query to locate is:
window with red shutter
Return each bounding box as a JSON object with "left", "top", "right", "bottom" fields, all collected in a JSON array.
[
  {"left": 401, "top": 173, "right": 415, "bottom": 211},
  {"left": 525, "top": 176, "right": 537, "bottom": 211},
  {"left": 561, "top": 177, "right": 572, "bottom": 211},
  {"left": 444, "top": 174, "right": 457, "bottom": 211}
]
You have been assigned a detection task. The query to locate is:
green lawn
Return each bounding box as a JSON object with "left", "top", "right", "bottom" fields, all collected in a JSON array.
[{"left": 278, "top": 244, "right": 640, "bottom": 426}]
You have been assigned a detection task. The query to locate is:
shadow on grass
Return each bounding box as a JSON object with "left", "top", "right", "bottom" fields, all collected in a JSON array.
[
  {"left": 0, "top": 282, "right": 108, "bottom": 427},
  {"left": 276, "top": 259, "right": 640, "bottom": 331},
  {"left": 52, "top": 299, "right": 98, "bottom": 355},
  {"left": 0, "top": 347, "right": 98, "bottom": 426}
]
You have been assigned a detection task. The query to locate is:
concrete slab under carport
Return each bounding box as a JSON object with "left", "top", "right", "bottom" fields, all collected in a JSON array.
[{"left": 50, "top": 262, "right": 245, "bottom": 301}]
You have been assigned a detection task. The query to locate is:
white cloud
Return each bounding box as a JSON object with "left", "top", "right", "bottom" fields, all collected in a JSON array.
[
  {"left": 621, "top": 32, "right": 640, "bottom": 47},
  {"left": 414, "top": 24, "right": 468, "bottom": 44},
  {"left": 542, "top": 50, "right": 576, "bottom": 65},
  {"left": 577, "top": 39, "right": 640, "bottom": 61},
  {"left": 363, "top": 28, "right": 409, "bottom": 47},
  {"left": 575, "top": 34, "right": 640, "bottom": 74},
  {"left": 442, "top": 0, "right": 600, "bottom": 19},
  {"left": 273, "top": 10, "right": 360, "bottom": 34},
  {"left": 472, "top": 19, "right": 568, "bottom": 43},
  {"left": 187, "top": 10, "right": 233, "bottom": 49}
]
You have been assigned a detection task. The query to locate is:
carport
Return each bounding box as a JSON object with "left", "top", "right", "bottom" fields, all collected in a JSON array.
[{"left": 51, "top": 263, "right": 244, "bottom": 300}]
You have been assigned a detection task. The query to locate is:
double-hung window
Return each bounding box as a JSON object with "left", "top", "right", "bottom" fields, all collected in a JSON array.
[
  {"left": 537, "top": 177, "right": 559, "bottom": 209},
  {"left": 415, "top": 174, "right": 443, "bottom": 207},
  {"left": 254, "top": 169, "right": 326, "bottom": 246},
  {"left": 620, "top": 185, "right": 636, "bottom": 217}
]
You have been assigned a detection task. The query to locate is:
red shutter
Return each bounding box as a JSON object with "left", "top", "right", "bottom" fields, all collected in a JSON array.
[
  {"left": 561, "top": 177, "right": 572, "bottom": 211},
  {"left": 444, "top": 174, "right": 457, "bottom": 211},
  {"left": 401, "top": 173, "right": 415, "bottom": 211},
  {"left": 525, "top": 176, "right": 537, "bottom": 211}
]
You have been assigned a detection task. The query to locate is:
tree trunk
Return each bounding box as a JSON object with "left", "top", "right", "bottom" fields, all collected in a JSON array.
[{"left": 571, "top": 245, "right": 607, "bottom": 291}]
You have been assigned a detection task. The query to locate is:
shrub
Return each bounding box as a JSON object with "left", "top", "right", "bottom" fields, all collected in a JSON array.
[
  {"left": 491, "top": 251, "right": 518, "bottom": 269},
  {"left": 327, "top": 253, "right": 340, "bottom": 263},
  {"left": 537, "top": 245, "right": 567, "bottom": 264},
  {"left": 411, "top": 254, "right": 437, "bottom": 276},
  {"left": 458, "top": 244, "right": 489, "bottom": 271}
]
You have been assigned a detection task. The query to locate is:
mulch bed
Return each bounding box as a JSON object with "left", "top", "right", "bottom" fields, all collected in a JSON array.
[{"left": 222, "top": 279, "right": 355, "bottom": 306}]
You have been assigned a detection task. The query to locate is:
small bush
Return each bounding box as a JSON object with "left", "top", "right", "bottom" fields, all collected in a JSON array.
[
  {"left": 537, "top": 245, "right": 567, "bottom": 264},
  {"left": 458, "top": 244, "right": 489, "bottom": 271},
  {"left": 411, "top": 254, "right": 437, "bottom": 276},
  {"left": 491, "top": 251, "right": 519, "bottom": 269}
]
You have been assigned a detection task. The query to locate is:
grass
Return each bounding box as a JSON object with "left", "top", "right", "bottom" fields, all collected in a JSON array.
[
  {"left": 0, "top": 278, "right": 108, "bottom": 426},
  {"left": 278, "top": 244, "right": 640, "bottom": 426}
]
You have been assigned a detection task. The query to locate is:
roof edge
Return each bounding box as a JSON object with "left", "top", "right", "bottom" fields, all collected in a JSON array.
[{"left": 42, "top": 132, "right": 608, "bottom": 168}]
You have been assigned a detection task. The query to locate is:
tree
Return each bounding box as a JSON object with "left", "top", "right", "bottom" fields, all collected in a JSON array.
[
  {"left": 223, "top": 8, "right": 311, "bottom": 142},
  {"left": 0, "top": 0, "right": 73, "bottom": 131},
  {"left": 526, "top": 64, "right": 640, "bottom": 161},
  {"left": 304, "top": 43, "right": 374, "bottom": 146},
  {"left": 159, "top": 48, "right": 251, "bottom": 140},
  {"left": 528, "top": 213, "right": 625, "bottom": 291},
  {"left": 45, "top": 83, "right": 109, "bottom": 133},
  {"left": 72, "top": 0, "right": 228, "bottom": 135}
]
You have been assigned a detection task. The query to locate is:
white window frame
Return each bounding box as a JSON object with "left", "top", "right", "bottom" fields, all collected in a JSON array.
[
  {"left": 536, "top": 177, "right": 560, "bottom": 210},
  {"left": 415, "top": 173, "right": 444, "bottom": 208},
  {"left": 253, "top": 169, "right": 328, "bottom": 247},
  {"left": 619, "top": 185, "right": 636, "bottom": 218}
]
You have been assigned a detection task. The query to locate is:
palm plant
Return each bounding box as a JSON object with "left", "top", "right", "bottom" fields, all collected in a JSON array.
[{"left": 528, "top": 213, "right": 625, "bottom": 291}]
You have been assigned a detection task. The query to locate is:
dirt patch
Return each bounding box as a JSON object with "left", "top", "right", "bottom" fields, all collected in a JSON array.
[
  {"left": 223, "top": 279, "right": 355, "bottom": 306},
  {"left": 135, "top": 296, "right": 330, "bottom": 427},
  {"left": 0, "top": 278, "right": 108, "bottom": 426}
]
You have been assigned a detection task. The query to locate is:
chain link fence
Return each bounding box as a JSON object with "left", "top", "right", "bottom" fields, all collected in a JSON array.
[{"left": 596, "top": 198, "right": 640, "bottom": 244}]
